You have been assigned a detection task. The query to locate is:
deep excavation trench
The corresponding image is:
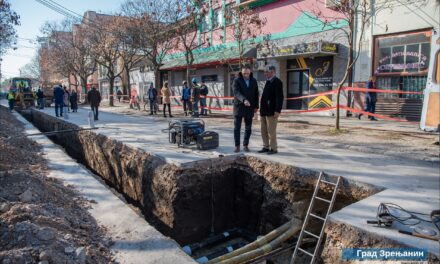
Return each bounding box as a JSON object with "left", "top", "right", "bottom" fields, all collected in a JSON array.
[{"left": 21, "top": 110, "right": 383, "bottom": 263}]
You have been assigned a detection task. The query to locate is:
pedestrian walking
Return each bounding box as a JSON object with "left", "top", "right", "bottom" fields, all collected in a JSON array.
[
  {"left": 191, "top": 78, "right": 201, "bottom": 117},
  {"left": 161, "top": 82, "right": 173, "bottom": 118},
  {"left": 63, "top": 86, "right": 70, "bottom": 113},
  {"left": 87, "top": 86, "right": 101, "bottom": 121},
  {"left": 7, "top": 90, "right": 15, "bottom": 112},
  {"left": 200, "top": 81, "right": 209, "bottom": 116},
  {"left": 258, "top": 65, "right": 284, "bottom": 155},
  {"left": 117, "top": 89, "right": 123, "bottom": 103},
  {"left": 232, "top": 66, "right": 259, "bottom": 153},
  {"left": 70, "top": 89, "right": 78, "bottom": 112},
  {"left": 181, "top": 81, "right": 191, "bottom": 116},
  {"left": 358, "top": 76, "right": 378, "bottom": 121},
  {"left": 36, "top": 87, "right": 45, "bottom": 109},
  {"left": 147, "top": 83, "right": 158, "bottom": 115},
  {"left": 53, "top": 85, "right": 64, "bottom": 117}
]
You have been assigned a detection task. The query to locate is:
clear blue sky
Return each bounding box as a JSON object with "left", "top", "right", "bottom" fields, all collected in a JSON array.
[{"left": 1, "top": 0, "right": 124, "bottom": 80}]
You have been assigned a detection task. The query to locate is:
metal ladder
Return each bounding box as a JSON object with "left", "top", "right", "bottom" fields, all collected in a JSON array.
[{"left": 290, "top": 172, "right": 341, "bottom": 264}]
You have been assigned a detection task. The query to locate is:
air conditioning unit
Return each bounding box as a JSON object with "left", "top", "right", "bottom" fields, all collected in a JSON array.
[{"left": 253, "top": 60, "right": 266, "bottom": 71}]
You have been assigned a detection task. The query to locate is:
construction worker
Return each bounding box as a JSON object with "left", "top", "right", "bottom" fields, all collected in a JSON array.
[{"left": 7, "top": 90, "right": 16, "bottom": 112}]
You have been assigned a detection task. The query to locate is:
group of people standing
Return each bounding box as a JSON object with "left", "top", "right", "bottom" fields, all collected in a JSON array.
[
  {"left": 179, "top": 78, "right": 209, "bottom": 117},
  {"left": 143, "top": 79, "right": 209, "bottom": 118},
  {"left": 52, "top": 85, "right": 78, "bottom": 117},
  {"left": 52, "top": 85, "right": 101, "bottom": 121}
]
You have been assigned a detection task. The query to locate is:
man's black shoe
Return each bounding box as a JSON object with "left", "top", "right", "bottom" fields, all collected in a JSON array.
[
  {"left": 243, "top": 146, "right": 250, "bottom": 152},
  {"left": 258, "top": 148, "right": 270, "bottom": 153},
  {"left": 267, "top": 149, "right": 278, "bottom": 155}
]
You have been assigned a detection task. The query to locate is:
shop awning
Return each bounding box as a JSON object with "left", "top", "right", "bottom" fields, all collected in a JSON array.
[{"left": 161, "top": 46, "right": 256, "bottom": 70}]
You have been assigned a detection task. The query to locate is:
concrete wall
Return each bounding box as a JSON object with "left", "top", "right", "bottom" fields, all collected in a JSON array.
[
  {"left": 168, "top": 67, "right": 229, "bottom": 108},
  {"left": 129, "top": 69, "right": 156, "bottom": 100}
]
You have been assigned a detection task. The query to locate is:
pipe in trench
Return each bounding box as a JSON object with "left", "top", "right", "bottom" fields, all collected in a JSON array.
[
  {"left": 182, "top": 229, "right": 256, "bottom": 256},
  {"left": 196, "top": 242, "right": 246, "bottom": 264},
  {"left": 217, "top": 219, "right": 302, "bottom": 264},
  {"left": 206, "top": 218, "right": 301, "bottom": 264}
]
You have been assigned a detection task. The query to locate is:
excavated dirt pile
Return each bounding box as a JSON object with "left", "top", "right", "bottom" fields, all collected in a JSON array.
[{"left": 0, "top": 107, "right": 113, "bottom": 264}]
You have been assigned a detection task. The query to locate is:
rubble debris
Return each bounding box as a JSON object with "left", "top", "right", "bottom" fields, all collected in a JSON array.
[{"left": 0, "top": 107, "right": 113, "bottom": 263}]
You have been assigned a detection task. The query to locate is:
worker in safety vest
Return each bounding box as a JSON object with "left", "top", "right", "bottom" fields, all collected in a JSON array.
[{"left": 7, "top": 90, "right": 16, "bottom": 112}]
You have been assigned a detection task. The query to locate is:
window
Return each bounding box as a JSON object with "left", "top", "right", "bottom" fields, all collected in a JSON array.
[
  {"left": 214, "top": 9, "right": 222, "bottom": 28},
  {"left": 377, "top": 76, "right": 426, "bottom": 99},
  {"left": 224, "top": 5, "right": 234, "bottom": 25},
  {"left": 405, "top": 44, "right": 420, "bottom": 72},
  {"left": 390, "top": 46, "right": 404, "bottom": 72},
  {"left": 420, "top": 42, "right": 431, "bottom": 71},
  {"left": 200, "top": 14, "right": 209, "bottom": 32},
  {"left": 375, "top": 31, "right": 431, "bottom": 74}
]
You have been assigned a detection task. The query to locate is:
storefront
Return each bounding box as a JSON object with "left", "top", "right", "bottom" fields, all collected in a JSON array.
[
  {"left": 259, "top": 41, "right": 339, "bottom": 110},
  {"left": 372, "top": 29, "right": 432, "bottom": 120},
  {"left": 161, "top": 45, "right": 256, "bottom": 108}
]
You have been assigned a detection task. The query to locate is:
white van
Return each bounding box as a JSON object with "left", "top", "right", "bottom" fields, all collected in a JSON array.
[{"left": 420, "top": 28, "right": 440, "bottom": 132}]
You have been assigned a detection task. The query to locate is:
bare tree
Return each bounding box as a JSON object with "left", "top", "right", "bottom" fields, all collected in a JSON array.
[
  {"left": 121, "top": 0, "right": 176, "bottom": 90},
  {"left": 40, "top": 20, "right": 97, "bottom": 92},
  {"left": 87, "top": 15, "right": 125, "bottom": 106},
  {"left": 110, "top": 15, "right": 142, "bottom": 97},
  {"left": 19, "top": 54, "right": 40, "bottom": 79},
  {"left": 223, "top": 3, "right": 268, "bottom": 67},
  {"left": 0, "top": 0, "right": 20, "bottom": 56},
  {"left": 170, "top": 0, "right": 207, "bottom": 84}
]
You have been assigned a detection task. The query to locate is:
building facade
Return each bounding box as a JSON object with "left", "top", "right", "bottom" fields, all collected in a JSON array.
[
  {"left": 160, "top": 0, "right": 350, "bottom": 113},
  {"left": 352, "top": 0, "right": 439, "bottom": 120}
]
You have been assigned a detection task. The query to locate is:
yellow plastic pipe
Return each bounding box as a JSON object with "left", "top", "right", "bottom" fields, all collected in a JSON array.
[
  {"left": 217, "top": 221, "right": 302, "bottom": 264},
  {"left": 206, "top": 218, "right": 301, "bottom": 264}
]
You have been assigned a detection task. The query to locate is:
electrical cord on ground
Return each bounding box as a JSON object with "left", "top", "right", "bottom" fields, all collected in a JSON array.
[{"left": 375, "top": 203, "right": 433, "bottom": 226}]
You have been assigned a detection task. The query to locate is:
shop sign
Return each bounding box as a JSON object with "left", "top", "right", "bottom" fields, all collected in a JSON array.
[
  {"left": 201, "top": 75, "right": 218, "bottom": 82},
  {"left": 263, "top": 41, "right": 338, "bottom": 58},
  {"left": 377, "top": 50, "right": 429, "bottom": 72},
  {"left": 321, "top": 42, "right": 338, "bottom": 53}
]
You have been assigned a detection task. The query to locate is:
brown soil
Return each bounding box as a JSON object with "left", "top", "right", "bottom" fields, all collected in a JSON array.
[{"left": 0, "top": 107, "right": 113, "bottom": 264}]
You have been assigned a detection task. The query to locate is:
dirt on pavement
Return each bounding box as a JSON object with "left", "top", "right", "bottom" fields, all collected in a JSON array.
[{"left": 0, "top": 106, "right": 114, "bottom": 264}]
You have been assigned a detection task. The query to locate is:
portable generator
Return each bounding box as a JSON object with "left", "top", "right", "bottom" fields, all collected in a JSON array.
[{"left": 168, "top": 119, "right": 219, "bottom": 150}]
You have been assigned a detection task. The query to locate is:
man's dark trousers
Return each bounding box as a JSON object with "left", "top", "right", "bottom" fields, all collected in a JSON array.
[
  {"left": 55, "top": 103, "right": 63, "bottom": 117},
  {"left": 91, "top": 105, "right": 99, "bottom": 120},
  {"left": 234, "top": 115, "right": 253, "bottom": 147}
]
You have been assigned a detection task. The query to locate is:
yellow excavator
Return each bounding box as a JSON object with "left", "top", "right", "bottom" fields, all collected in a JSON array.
[{"left": 10, "top": 77, "right": 35, "bottom": 109}]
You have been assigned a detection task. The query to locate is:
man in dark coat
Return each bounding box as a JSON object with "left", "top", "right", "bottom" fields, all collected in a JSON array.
[
  {"left": 191, "top": 78, "right": 201, "bottom": 117},
  {"left": 36, "top": 87, "right": 44, "bottom": 109},
  {"left": 53, "top": 85, "right": 64, "bottom": 117},
  {"left": 147, "top": 83, "right": 158, "bottom": 115},
  {"left": 358, "top": 76, "right": 378, "bottom": 121},
  {"left": 87, "top": 86, "right": 101, "bottom": 121},
  {"left": 232, "top": 66, "right": 259, "bottom": 153},
  {"left": 258, "top": 65, "right": 284, "bottom": 155},
  {"left": 200, "top": 81, "right": 209, "bottom": 116},
  {"left": 70, "top": 90, "right": 78, "bottom": 112}
]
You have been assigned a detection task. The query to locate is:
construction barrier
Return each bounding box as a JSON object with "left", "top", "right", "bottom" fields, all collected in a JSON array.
[{"left": 106, "top": 87, "right": 423, "bottom": 123}]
